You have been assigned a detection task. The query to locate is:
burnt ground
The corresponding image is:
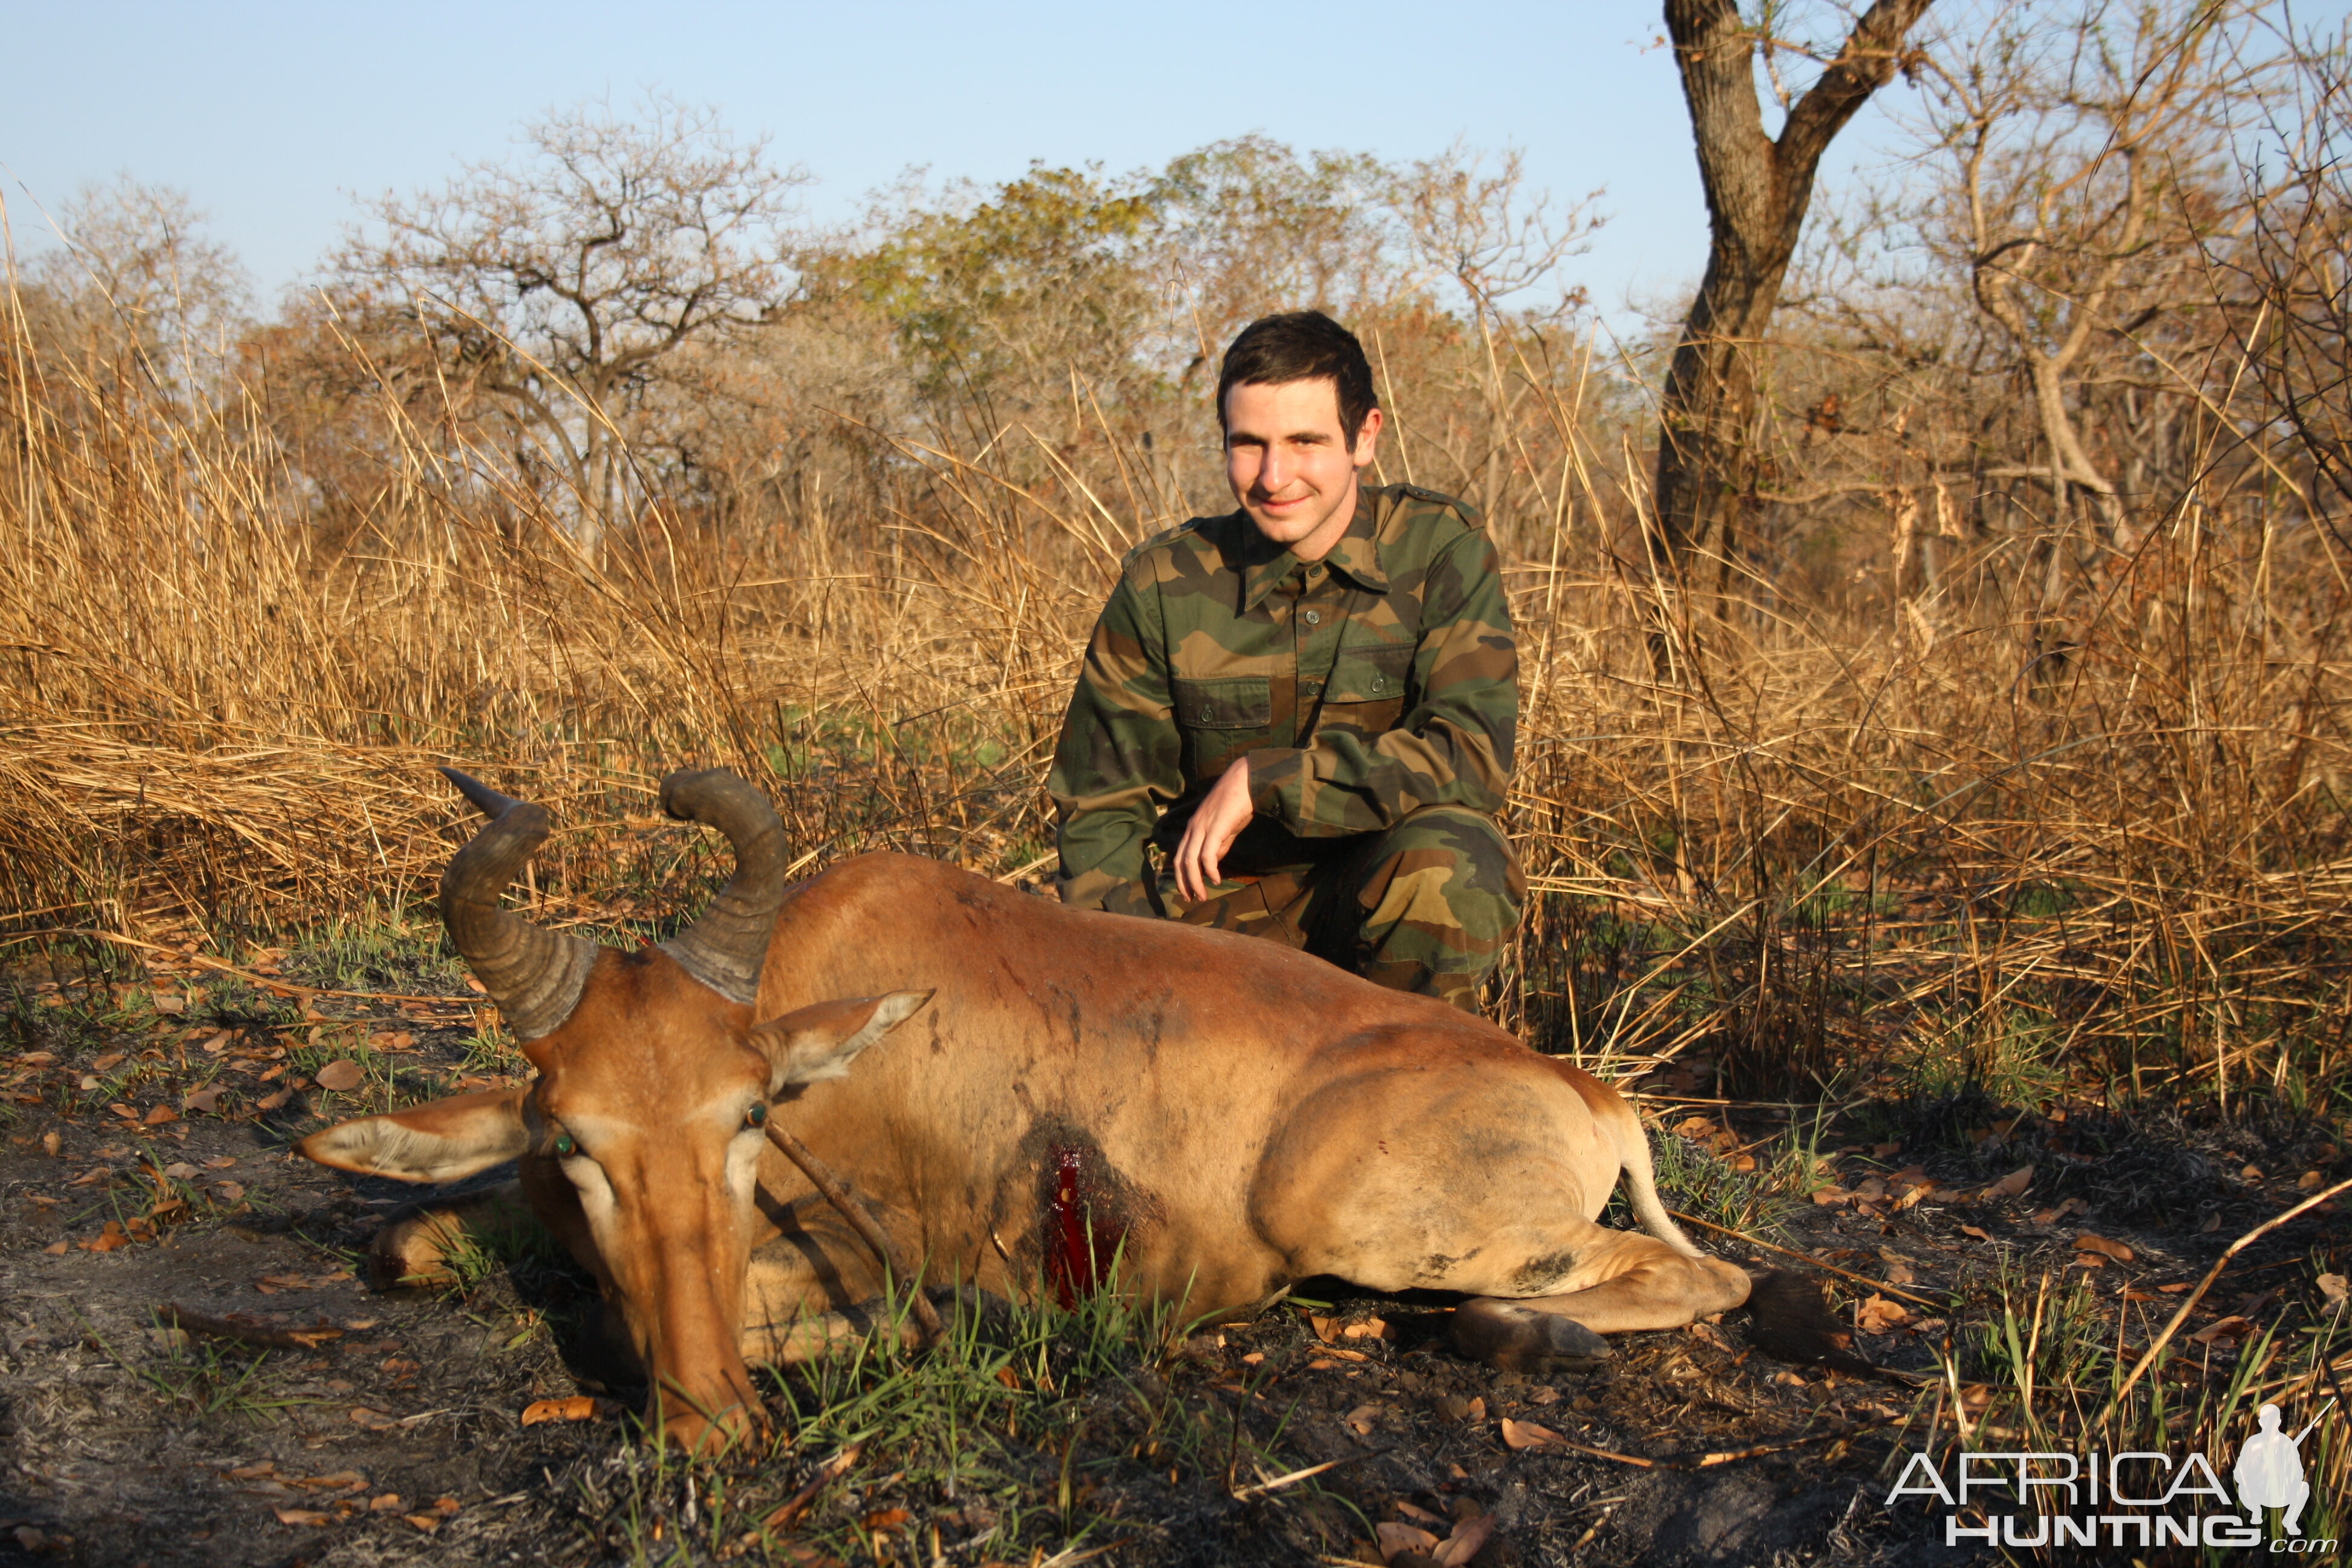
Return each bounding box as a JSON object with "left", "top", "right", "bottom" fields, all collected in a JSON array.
[{"left": 3, "top": 941, "right": 2348, "bottom": 1568}]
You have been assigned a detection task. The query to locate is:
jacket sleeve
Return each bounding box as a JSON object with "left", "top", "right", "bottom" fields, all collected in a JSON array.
[
  {"left": 1243, "top": 528, "right": 1515, "bottom": 835},
  {"left": 1047, "top": 569, "right": 1181, "bottom": 914}
]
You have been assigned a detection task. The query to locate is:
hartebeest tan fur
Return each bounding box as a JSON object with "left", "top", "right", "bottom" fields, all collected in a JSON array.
[{"left": 301, "top": 769, "right": 1753, "bottom": 1451}]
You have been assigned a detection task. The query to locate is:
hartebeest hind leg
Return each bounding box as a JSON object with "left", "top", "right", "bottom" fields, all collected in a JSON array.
[
  {"left": 1248, "top": 1047, "right": 1753, "bottom": 1374},
  {"left": 1448, "top": 1225, "right": 1753, "bottom": 1373}
]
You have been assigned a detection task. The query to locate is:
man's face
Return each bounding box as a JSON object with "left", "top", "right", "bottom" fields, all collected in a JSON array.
[{"left": 1223, "top": 377, "right": 1382, "bottom": 561}]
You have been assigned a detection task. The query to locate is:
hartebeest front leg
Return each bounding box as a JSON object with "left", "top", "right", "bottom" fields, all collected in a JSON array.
[{"left": 368, "top": 1181, "right": 539, "bottom": 1289}]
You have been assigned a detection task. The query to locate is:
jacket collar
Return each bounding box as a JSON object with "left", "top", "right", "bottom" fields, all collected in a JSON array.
[{"left": 1235, "top": 485, "right": 1390, "bottom": 612}]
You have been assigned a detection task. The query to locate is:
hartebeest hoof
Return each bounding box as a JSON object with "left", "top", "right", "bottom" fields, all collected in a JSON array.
[
  {"left": 1449, "top": 1299, "right": 1613, "bottom": 1374},
  {"left": 1742, "top": 1270, "right": 1878, "bottom": 1376}
]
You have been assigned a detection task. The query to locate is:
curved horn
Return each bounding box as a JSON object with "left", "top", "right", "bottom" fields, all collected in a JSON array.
[
  {"left": 656, "top": 769, "right": 789, "bottom": 1005},
  {"left": 436, "top": 768, "right": 596, "bottom": 1042}
]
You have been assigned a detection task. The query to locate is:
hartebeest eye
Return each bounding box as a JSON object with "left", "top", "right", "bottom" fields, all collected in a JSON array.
[
  {"left": 553, "top": 1132, "right": 577, "bottom": 1157},
  {"left": 743, "top": 1103, "right": 768, "bottom": 1129}
]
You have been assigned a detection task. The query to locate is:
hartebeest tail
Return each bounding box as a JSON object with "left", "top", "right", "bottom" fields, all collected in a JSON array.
[{"left": 1613, "top": 1112, "right": 1708, "bottom": 1261}]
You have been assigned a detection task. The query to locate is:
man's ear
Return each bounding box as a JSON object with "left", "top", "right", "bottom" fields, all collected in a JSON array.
[
  {"left": 750, "top": 991, "right": 934, "bottom": 1094},
  {"left": 297, "top": 1087, "right": 529, "bottom": 1183}
]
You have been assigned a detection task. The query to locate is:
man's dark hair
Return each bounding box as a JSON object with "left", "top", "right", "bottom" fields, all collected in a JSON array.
[{"left": 1216, "top": 311, "right": 1379, "bottom": 449}]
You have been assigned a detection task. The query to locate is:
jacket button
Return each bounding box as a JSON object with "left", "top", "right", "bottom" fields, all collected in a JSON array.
[
  {"left": 1304, "top": 609, "right": 1320, "bottom": 626},
  {"left": 1371, "top": 678, "right": 1384, "bottom": 691},
  {"left": 1200, "top": 707, "right": 1214, "bottom": 721}
]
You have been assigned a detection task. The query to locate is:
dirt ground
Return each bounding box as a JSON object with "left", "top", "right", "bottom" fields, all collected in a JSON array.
[{"left": 4, "top": 943, "right": 2344, "bottom": 1568}]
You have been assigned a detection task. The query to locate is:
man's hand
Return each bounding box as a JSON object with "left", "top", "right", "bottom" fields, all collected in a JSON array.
[{"left": 1172, "top": 757, "right": 1255, "bottom": 904}]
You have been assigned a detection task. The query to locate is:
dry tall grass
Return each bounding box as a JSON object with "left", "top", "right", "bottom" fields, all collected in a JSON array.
[{"left": 4, "top": 269, "right": 2348, "bottom": 1117}]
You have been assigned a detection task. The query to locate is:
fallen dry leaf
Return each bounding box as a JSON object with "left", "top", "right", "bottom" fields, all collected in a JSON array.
[
  {"left": 369, "top": 1494, "right": 404, "bottom": 1512},
  {"left": 861, "top": 1507, "right": 912, "bottom": 1533},
  {"left": 1959, "top": 1224, "right": 1993, "bottom": 1241},
  {"left": 348, "top": 1408, "right": 402, "bottom": 1431},
  {"left": 2075, "top": 1233, "right": 2134, "bottom": 1263},
  {"left": 1855, "top": 1295, "right": 1912, "bottom": 1334},
  {"left": 1377, "top": 1521, "right": 1441, "bottom": 1562},
  {"left": 1433, "top": 1515, "right": 1496, "bottom": 1567},
  {"left": 1307, "top": 1313, "right": 1341, "bottom": 1344},
  {"left": 521, "top": 1395, "right": 601, "bottom": 1426},
  {"left": 255, "top": 1270, "right": 351, "bottom": 1294},
  {"left": 1811, "top": 1186, "right": 1854, "bottom": 1207},
  {"left": 211, "top": 1181, "right": 246, "bottom": 1203},
  {"left": 2192, "top": 1315, "right": 2256, "bottom": 1345},
  {"left": 1341, "top": 1318, "right": 1388, "bottom": 1341},
  {"left": 42, "top": 1241, "right": 66, "bottom": 1255},
  {"left": 256, "top": 1088, "right": 293, "bottom": 1112},
  {"left": 1499, "top": 1417, "right": 1567, "bottom": 1451},
  {"left": 1982, "top": 1166, "right": 2035, "bottom": 1201},
  {"left": 81, "top": 1222, "right": 130, "bottom": 1252},
  {"left": 2319, "top": 1273, "right": 2348, "bottom": 1305},
  {"left": 182, "top": 1087, "right": 223, "bottom": 1114},
  {"left": 40, "top": 1130, "right": 60, "bottom": 1157},
  {"left": 1343, "top": 1403, "right": 1383, "bottom": 1436},
  {"left": 271, "top": 1508, "right": 332, "bottom": 1526},
  {"left": 313, "top": 1059, "right": 366, "bottom": 1092}
]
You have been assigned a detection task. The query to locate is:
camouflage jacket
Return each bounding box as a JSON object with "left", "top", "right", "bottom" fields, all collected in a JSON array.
[{"left": 1048, "top": 483, "right": 1517, "bottom": 915}]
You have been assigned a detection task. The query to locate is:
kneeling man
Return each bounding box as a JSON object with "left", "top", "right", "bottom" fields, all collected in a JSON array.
[{"left": 1049, "top": 310, "right": 1522, "bottom": 1011}]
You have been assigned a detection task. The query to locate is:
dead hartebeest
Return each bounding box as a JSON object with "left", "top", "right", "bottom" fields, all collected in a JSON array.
[{"left": 301, "top": 768, "right": 1756, "bottom": 1450}]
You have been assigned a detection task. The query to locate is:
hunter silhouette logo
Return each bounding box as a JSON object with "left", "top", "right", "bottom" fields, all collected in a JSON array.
[{"left": 2237, "top": 1403, "right": 2320, "bottom": 1538}]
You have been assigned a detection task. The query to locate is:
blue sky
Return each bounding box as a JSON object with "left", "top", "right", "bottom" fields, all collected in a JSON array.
[{"left": 0, "top": 1, "right": 1959, "bottom": 327}]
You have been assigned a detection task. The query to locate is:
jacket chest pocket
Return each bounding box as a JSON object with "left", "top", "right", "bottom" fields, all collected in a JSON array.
[
  {"left": 1314, "top": 644, "right": 1414, "bottom": 737},
  {"left": 1172, "top": 675, "right": 1273, "bottom": 777},
  {"left": 1172, "top": 676, "right": 1272, "bottom": 730}
]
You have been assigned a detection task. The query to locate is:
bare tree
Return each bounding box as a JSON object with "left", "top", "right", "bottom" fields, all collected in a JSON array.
[
  {"left": 1653, "top": 0, "right": 1936, "bottom": 592},
  {"left": 26, "top": 176, "right": 249, "bottom": 396},
  {"left": 333, "top": 91, "right": 806, "bottom": 556},
  {"left": 2232, "top": 16, "right": 2352, "bottom": 542},
  {"left": 1916, "top": 1, "right": 2250, "bottom": 581}
]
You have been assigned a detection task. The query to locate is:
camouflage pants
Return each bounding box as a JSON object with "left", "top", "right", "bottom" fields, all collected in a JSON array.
[{"left": 1158, "top": 807, "right": 1525, "bottom": 1013}]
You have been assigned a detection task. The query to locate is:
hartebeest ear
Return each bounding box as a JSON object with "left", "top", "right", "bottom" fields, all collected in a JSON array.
[
  {"left": 297, "top": 1087, "right": 530, "bottom": 1184},
  {"left": 750, "top": 991, "right": 934, "bottom": 1093}
]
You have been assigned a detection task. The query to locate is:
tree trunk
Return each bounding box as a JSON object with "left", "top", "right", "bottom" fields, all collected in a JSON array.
[{"left": 1654, "top": 0, "right": 1936, "bottom": 585}]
